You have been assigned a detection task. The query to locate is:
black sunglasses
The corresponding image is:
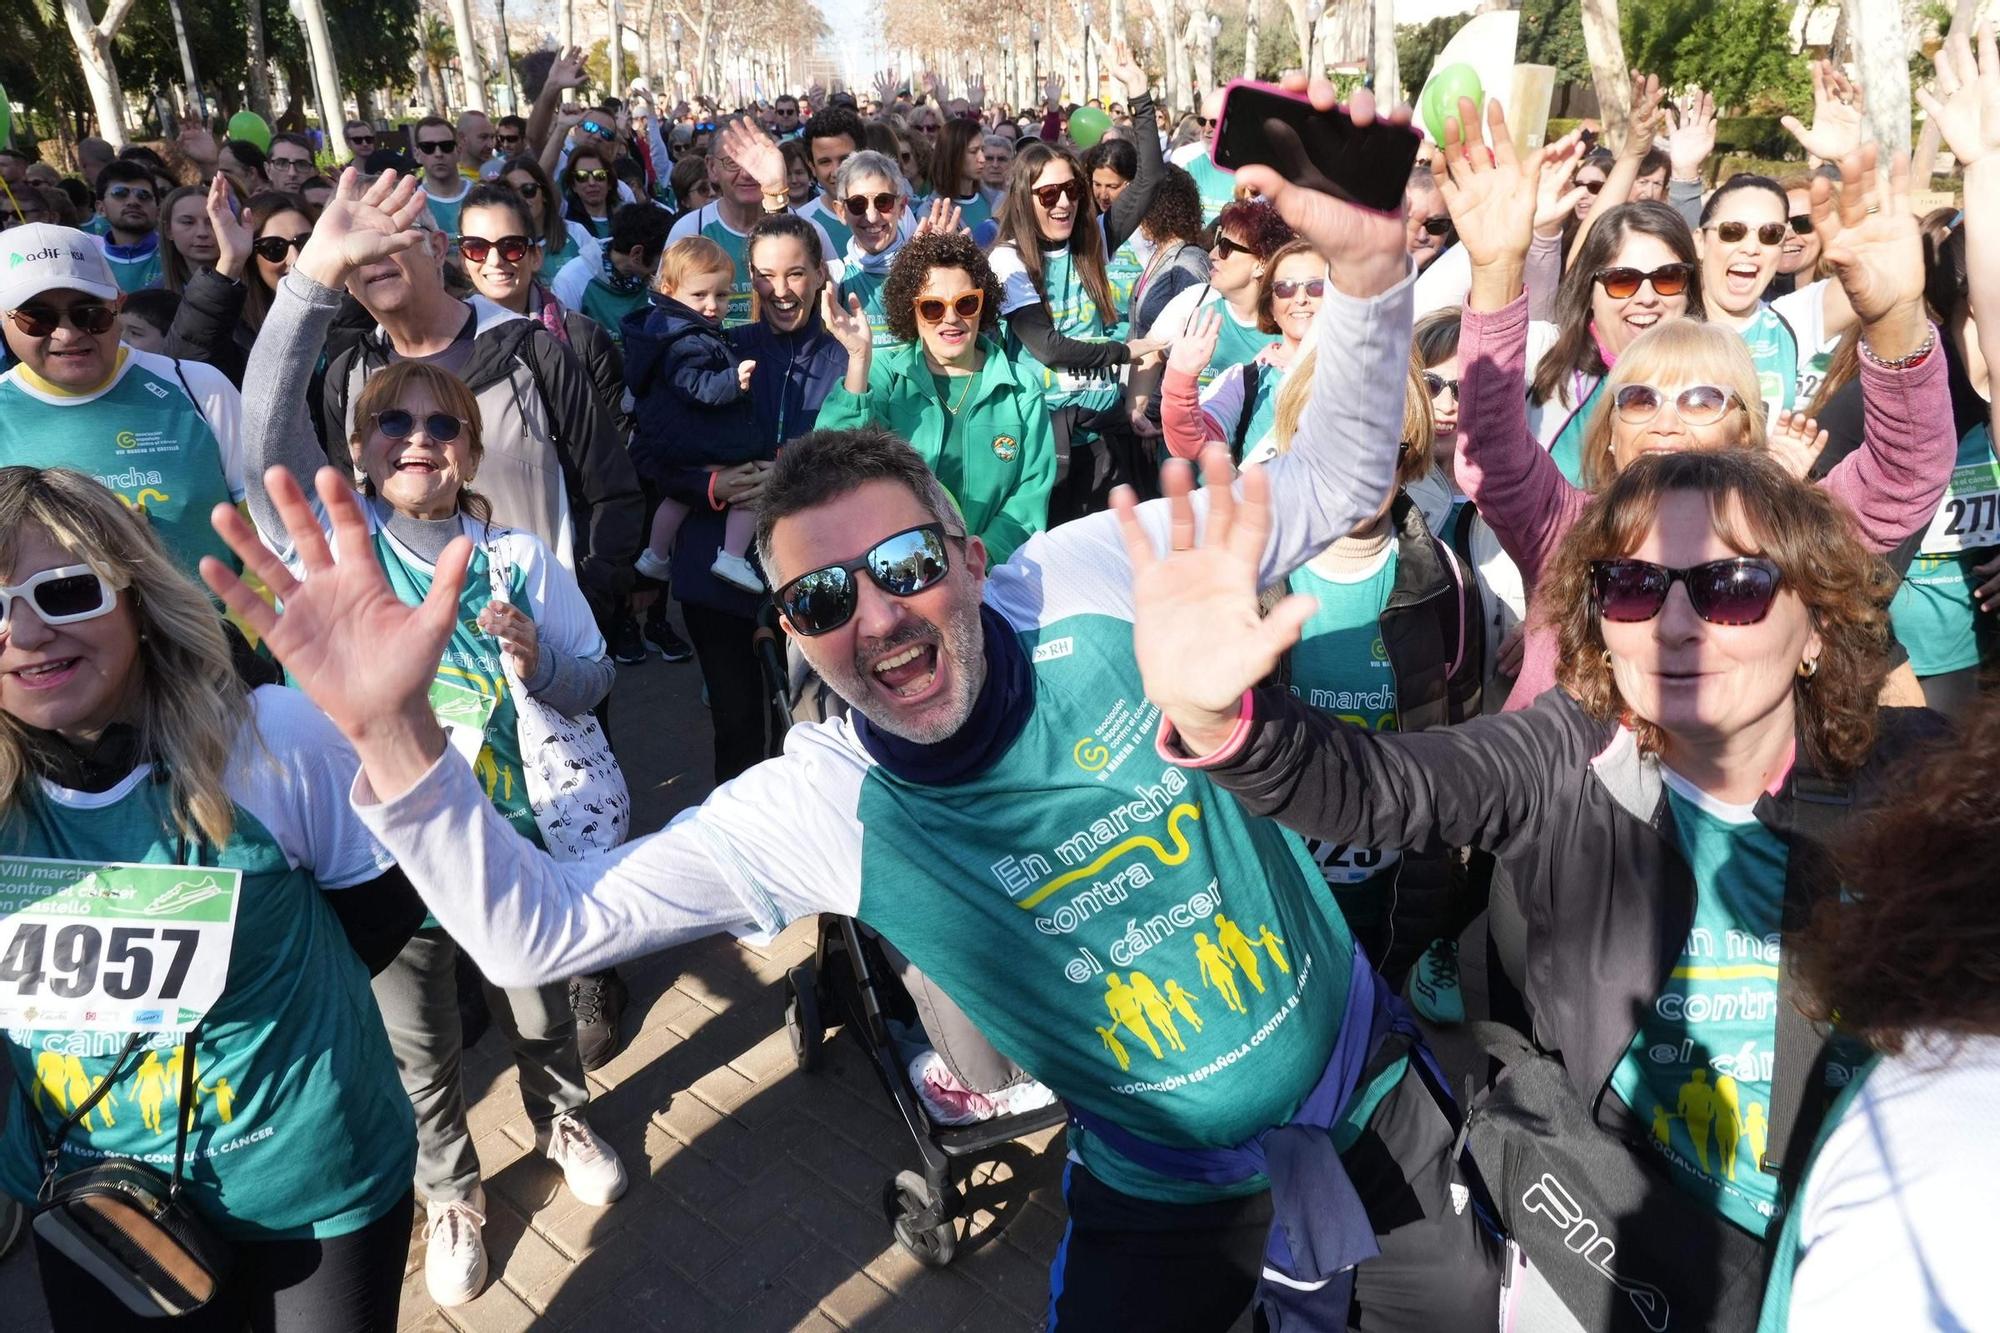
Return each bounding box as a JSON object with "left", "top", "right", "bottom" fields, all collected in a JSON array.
[
  {"left": 105, "top": 184, "right": 155, "bottom": 203},
  {"left": 776, "top": 524, "right": 956, "bottom": 636},
  {"left": 252, "top": 233, "right": 311, "bottom": 262},
  {"left": 497, "top": 133, "right": 524, "bottom": 146},
  {"left": 1212, "top": 235, "right": 1254, "bottom": 260},
  {"left": 509, "top": 179, "right": 543, "bottom": 198},
  {"left": 457, "top": 234, "right": 539, "bottom": 264},
  {"left": 1422, "top": 372, "right": 1459, "bottom": 400},
  {"left": 1580, "top": 179, "right": 1605, "bottom": 195},
  {"left": 372, "top": 409, "right": 466, "bottom": 443},
  {"left": 1593, "top": 263, "right": 1695, "bottom": 300},
  {"left": 1590, "top": 557, "right": 1783, "bottom": 627},
  {"left": 348, "top": 132, "right": 377, "bottom": 145},
  {"left": 1787, "top": 214, "right": 1812, "bottom": 235},
  {"left": 7, "top": 303, "right": 118, "bottom": 337},
  {"left": 840, "top": 192, "right": 899, "bottom": 217},
  {"left": 416, "top": 139, "right": 457, "bottom": 155},
  {"left": 1710, "top": 220, "right": 1787, "bottom": 247},
  {"left": 1416, "top": 215, "right": 1454, "bottom": 238}
]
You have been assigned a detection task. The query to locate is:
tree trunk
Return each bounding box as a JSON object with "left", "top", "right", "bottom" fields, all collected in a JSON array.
[
  {"left": 1148, "top": 0, "right": 1179, "bottom": 109},
  {"left": 293, "top": 0, "right": 347, "bottom": 159},
  {"left": 1287, "top": 0, "right": 1311, "bottom": 72},
  {"left": 1842, "top": 0, "right": 1912, "bottom": 155},
  {"left": 696, "top": 8, "right": 714, "bottom": 97},
  {"left": 559, "top": 0, "right": 575, "bottom": 50},
  {"left": 447, "top": 0, "right": 487, "bottom": 112},
  {"left": 60, "top": 0, "right": 141, "bottom": 149},
  {"left": 610, "top": 0, "right": 625, "bottom": 93},
  {"left": 1579, "top": 0, "right": 1631, "bottom": 150},
  {"left": 1187, "top": 11, "right": 1214, "bottom": 100},
  {"left": 1244, "top": 2, "right": 1258, "bottom": 79},
  {"left": 1914, "top": 0, "right": 1980, "bottom": 178},
  {"left": 246, "top": 0, "right": 273, "bottom": 118},
  {"left": 168, "top": 0, "right": 207, "bottom": 123},
  {"left": 1370, "top": 0, "right": 1397, "bottom": 106}
]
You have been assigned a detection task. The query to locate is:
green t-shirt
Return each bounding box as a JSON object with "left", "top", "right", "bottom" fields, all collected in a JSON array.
[
  {"left": 1287, "top": 551, "right": 1403, "bottom": 914},
  {"left": 578, "top": 278, "right": 650, "bottom": 346},
  {"left": 423, "top": 180, "right": 473, "bottom": 240},
  {"left": 1735, "top": 304, "right": 1800, "bottom": 423},
  {"left": 837, "top": 266, "right": 902, "bottom": 350},
  {"left": 0, "top": 348, "right": 245, "bottom": 583},
  {"left": 1547, "top": 375, "right": 1608, "bottom": 487},
  {"left": 798, "top": 196, "right": 852, "bottom": 257},
  {"left": 1888, "top": 422, "right": 2000, "bottom": 677},
  {"left": 1209, "top": 305, "right": 1280, "bottom": 391},
  {"left": 1609, "top": 776, "right": 1864, "bottom": 1238},
  {"left": 993, "top": 243, "right": 1122, "bottom": 413},
  {"left": 671, "top": 206, "right": 756, "bottom": 328},
  {"left": 544, "top": 229, "right": 588, "bottom": 284},
  {"left": 1107, "top": 235, "right": 1145, "bottom": 337},
  {"left": 0, "top": 689, "right": 414, "bottom": 1241},
  {"left": 1183, "top": 150, "right": 1235, "bottom": 225}
]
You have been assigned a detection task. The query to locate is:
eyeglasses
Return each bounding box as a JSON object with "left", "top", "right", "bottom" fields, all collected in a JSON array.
[
  {"left": 1593, "top": 263, "right": 1695, "bottom": 300},
  {"left": 1590, "top": 557, "right": 1784, "bottom": 627},
  {"left": 252, "top": 233, "right": 311, "bottom": 263},
  {"left": 457, "top": 234, "right": 539, "bottom": 264},
  {"left": 1787, "top": 214, "right": 1812, "bottom": 235},
  {"left": 1212, "top": 235, "right": 1253, "bottom": 260},
  {"left": 371, "top": 409, "right": 466, "bottom": 442},
  {"left": 840, "top": 192, "right": 899, "bottom": 217},
  {"left": 1422, "top": 372, "right": 1460, "bottom": 401},
  {"left": 1271, "top": 277, "right": 1325, "bottom": 300},
  {"left": 1030, "top": 179, "right": 1083, "bottom": 210},
  {"left": 269, "top": 156, "right": 313, "bottom": 173},
  {"left": 573, "top": 168, "right": 611, "bottom": 184},
  {"left": 914, "top": 291, "right": 983, "bottom": 323},
  {"left": 1709, "top": 220, "right": 1787, "bottom": 247},
  {"left": 580, "top": 120, "right": 615, "bottom": 140},
  {"left": 508, "top": 179, "right": 542, "bottom": 199},
  {"left": 6, "top": 303, "right": 119, "bottom": 337},
  {"left": 1416, "top": 215, "right": 1454, "bottom": 238},
  {"left": 776, "top": 524, "right": 957, "bottom": 636},
  {"left": 105, "top": 184, "right": 155, "bottom": 203},
  {"left": 416, "top": 139, "right": 457, "bottom": 156},
  {"left": 1611, "top": 383, "right": 1737, "bottom": 426},
  {"left": 0, "top": 565, "right": 119, "bottom": 636}
]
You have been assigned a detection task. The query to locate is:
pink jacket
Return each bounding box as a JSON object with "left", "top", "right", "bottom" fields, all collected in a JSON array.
[{"left": 1457, "top": 293, "right": 1958, "bottom": 710}]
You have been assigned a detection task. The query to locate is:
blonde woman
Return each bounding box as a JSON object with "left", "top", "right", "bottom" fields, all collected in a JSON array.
[{"left": 0, "top": 467, "right": 420, "bottom": 1330}]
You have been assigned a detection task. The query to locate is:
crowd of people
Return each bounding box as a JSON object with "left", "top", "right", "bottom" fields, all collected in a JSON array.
[{"left": 0, "top": 28, "right": 1994, "bottom": 1333}]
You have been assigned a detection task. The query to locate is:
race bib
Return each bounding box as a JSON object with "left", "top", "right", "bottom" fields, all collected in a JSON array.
[
  {"left": 431, "top": 675, "right": 499, "bottom": 768},
  {"left": 1306, "top": 839, "right": 1401, "bottom": 887},
  {"left": 0, "top": 857, "right": 242, "bottom": 1034},
  {"left": 1920, "top": 463, "right": 2000, "bottom": 555}
]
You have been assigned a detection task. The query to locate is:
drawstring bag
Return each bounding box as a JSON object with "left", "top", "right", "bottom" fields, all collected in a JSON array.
[{"left": 487, "top": 546, "right": 630, "bottom": 860}]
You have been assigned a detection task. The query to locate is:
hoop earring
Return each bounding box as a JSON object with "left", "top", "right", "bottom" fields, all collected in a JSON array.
[
  {"left": 1797, "top": 656, "right": 1819, "bottom": 679},
  {"left": 1601, "top": 649, "right": 1613, "bottom": 669}
]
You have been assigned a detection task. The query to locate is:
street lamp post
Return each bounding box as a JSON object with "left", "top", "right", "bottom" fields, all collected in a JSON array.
[
  {"left": 1080, "top": 2, "right": 1095, "bottom": 104},
  {"left": 669, "top": 15, "right": 684, "bottom": 94},
  {"left": 1031, "top": 20, "right": 1043, "bottom": 98},
  {"left": 999, "top": 33, "right": 1014, "bottom": 111}
]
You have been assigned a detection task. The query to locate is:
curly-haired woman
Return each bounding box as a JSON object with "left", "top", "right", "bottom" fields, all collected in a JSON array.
[
  {"left": 816, "top": 231, "right": 1055, "bottom": 562},
  {"left": 1125, "top": 446, "right": 1951, "bottom": 1329}
]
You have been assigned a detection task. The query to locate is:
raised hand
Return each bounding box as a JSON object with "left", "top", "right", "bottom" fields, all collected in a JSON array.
[
  {"left": 807, "top": 79, "right": 828, "bottom": 107},
  {"left": 555, "top": 104, "right": 588, "bottom": 136},
  {"left": 295, "top": 168, "right": 432, "bottom": 290},
  {"left": 1532, "top": 129, "right": 1587, "bottom": 238},
  {"left": 1811, "top": 144, "right": 1927, "bottom": 355},
  {"left": 549, "top": 45, "right": 589, "bottom": 93},
  {"left": 207, "top": 171, "right": 254, "bottom": 281},
  {"left": 1232, "top": 74, "right": 1415, "bottom": 299},
  {"left": 874, "top": 68, "right": 900, "bottom": 105},
  {"left": 1783, "top": 60, "right": 1866, "bottom": 163},
  {"left": 1666, "top": 87, "right": 1717, "bottom": 181},
  {"left": 1766, "top": 409, "right": 1829, "bottom": 480},
  {"left": 718, "top": 117, "right": 787, "bottom": 195},
  {"left": 1167, "top": 308, "right": 1222, "bottom": 376},
  {"left": 201, "top": 468, "right": 466, "bottom": 792},
  {"left": 1919, "top": 24, "right": 2000, "bottom": 171},
  {"left": 736, "top": 359, "right": 757, "bottom": 391},
  {"left": 913, "top": 196, "right": 966, "bottom": 238},
  {"left": 966, "top": 75, "right": 987, "bottom": 108},
  {"left": 1619, "top": 72, "right": 1664, "bottom": 159},
  {"left": 1112, "top": 43, "right": 1149, "bottom": 99},
  {"left": 1115, "top": 450, "right": 1316, "bottom": 753},
  {"left": 820, "top": 286, "right": 872, "bottom": 359},
  {"left": 1433, "top": 98, "right": 1545, "bottom": 272},
  {"left": 1044, "top": 74, "right": 1064, "bottom": 110},
  {"left": 177, "top": 121, "right": 220, "bottom": 169}
]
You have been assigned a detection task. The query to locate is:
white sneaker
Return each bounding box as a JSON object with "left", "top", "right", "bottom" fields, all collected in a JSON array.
[
  {"left": 710, "top": 550, "right": 765, "bottom": 592},
  {"left": 537, "top": 1110, "right": 628, "bottom": 1206},
  {"left": 634, "top": 548, "right": 673, "bottom": 582},
  {"left": 423, "top": 1187, "right": 489, "bottom": 1308}
]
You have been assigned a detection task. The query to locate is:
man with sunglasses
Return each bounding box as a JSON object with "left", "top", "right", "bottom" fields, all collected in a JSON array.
[
  {"left": 91, "top": 161, "right": 163, "bottom": 293},
  {"left": 772, "top": 95, "right": 802, "bottom": 141},
  {"left": 0, "top": 224, "right": 244, "bottom": 580},
  {"left": 410, "top": 116, "right": 474, "bottom": 240},
  {"left": 344, "top": 119, "right": 379, "bottom": 163},
  {"left": 1167, "top": 90, "right": 1237, "bottom": 225},
  {"left": 222, "top": 85, "right": 1499, "bottom": 1331}
]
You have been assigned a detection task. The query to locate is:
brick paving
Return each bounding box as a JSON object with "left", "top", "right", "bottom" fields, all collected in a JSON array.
[{"left": 0, "top": 650, "right": 1076, "bottom": 1332}]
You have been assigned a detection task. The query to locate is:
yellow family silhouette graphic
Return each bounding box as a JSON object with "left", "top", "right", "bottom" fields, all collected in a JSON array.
[
  {"left": 32, "top": 1045, "right": 237, "bottom": 1136},
  {"left": 1653, "top": 1069, "right": 1763, "bottom": 1182},
  {"left": 1099, "top": 915, "right": 1290, "bottom": 1066}
]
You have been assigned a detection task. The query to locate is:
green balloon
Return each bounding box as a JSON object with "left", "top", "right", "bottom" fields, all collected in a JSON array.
[
  {"left": 226, "top": 109, "right": 272, "bottom": 152},
  {"left": 1068, "top": 105, "right": 1112, "bottom": 150},
  {"left": 1421, "top": 63, "right": 1484, "bottom": 144}
]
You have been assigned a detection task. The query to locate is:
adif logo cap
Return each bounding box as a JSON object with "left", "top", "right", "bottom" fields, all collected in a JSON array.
[{"left": 0, "top": 224, "right": 120, "bottom": 311}]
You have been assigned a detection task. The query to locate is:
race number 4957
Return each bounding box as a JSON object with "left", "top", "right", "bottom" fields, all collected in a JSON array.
[{"left": 0, "top": 922, "right": 201, "bottom": 1001}]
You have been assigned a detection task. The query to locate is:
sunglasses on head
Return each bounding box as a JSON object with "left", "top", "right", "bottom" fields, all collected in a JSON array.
[
  {"left": 371, "top": 409, "right": 466, "bottom": 443},
  {"left": 105, "top": 184, "right": 154, "bottom": 203},
  {"left": 1212, "top": 234, "right": 1253, "bottom": 260},
  {"left": 1590, "top": 557, "right": 1783, "bottom": 627},
  {"left": 457, "top": 234, "right": 540, "bottom": 264},
  {"left": 1593, "top": 263, "right": 1694, "bottom": 300},
  {"left": 1612, "top": 382, "right": 1737, "bottom": 427},
  {"left": 1787, "top": 214, "right": 1812, "bottom": 235},
  {"left": 914, "top": 291, "right": 983, "bottom": 323},
  {"left": 1710, "top": 220, "right": 1787, "bottom": 246},
  {"left": 0, "top": 565, "right": 119, "bottom": 635},
  {"left": 841, "top": 191, "right": 898, "bottom": 217},
  {"left": 252, "top": 233, "right": 311, "bottom": 263},
  {"left": 7, "top": 303, "right": 118, "bottom": 338},
  {"left": 776, "top": 524, "right": 957, "bottom": 636},
  {"left": 573, "top": 168, "right": 610, "bottom": 183},
  {"left": 416, "top": 138, "right": 457, "bottom": 155},
  {"left": 1422, "top": 372, "right": 1459, "bottom": 400},
  {"left": 1417, "top": 215, "right": 1454, "bottom": 237},
  {"left": 1031, "top": 179, "right": 1083, "bottom": 209}
]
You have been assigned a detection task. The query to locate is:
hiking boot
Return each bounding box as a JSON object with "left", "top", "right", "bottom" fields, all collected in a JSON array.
[
  {"left": 423, "top": 1188, "right": 489, "bottom": 1307},
  {"left": 643, "top": 613, "right": 694, "bottom": 662},
  {"left": 568, "top": 968, "right": 629, "bottom": 1070},
  {"left": 608, "top": 613, "right": 648, "bottom": 665},
  {"left": 537, "top": 1110, "right": 629, "bottom": 1206}
]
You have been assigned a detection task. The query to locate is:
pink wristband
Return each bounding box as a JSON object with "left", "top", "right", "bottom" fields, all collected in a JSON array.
[
  {"left": 1154, "top": 690, "right": 1255, "bottom": 768},
  {"left": 707, "top": 472, "right": 725, "bottom": 511}
]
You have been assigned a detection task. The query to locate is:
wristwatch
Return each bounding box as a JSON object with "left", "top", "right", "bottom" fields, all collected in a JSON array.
[{"left": 761, "top": 190, "right": 790, "bottom": 214}]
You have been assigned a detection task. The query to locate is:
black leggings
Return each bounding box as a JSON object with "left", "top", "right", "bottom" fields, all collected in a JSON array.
[{"left": 35, "top": 1191, "right": 413, "bottom": 1333}]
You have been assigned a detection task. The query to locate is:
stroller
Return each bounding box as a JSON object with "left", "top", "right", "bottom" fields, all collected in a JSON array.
[{"left": 751, "top": 608, "right": 1068, "bottom": 1268}]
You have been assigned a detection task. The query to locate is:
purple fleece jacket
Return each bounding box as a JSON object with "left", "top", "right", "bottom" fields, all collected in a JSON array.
[{"left": 1456, "top": 292, "right": 1958, "bottom": 710}]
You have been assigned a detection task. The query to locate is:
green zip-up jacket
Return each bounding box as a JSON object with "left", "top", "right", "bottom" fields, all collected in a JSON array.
[{"left": 817, "top": 336, "right": 1057, "bottom": 563}]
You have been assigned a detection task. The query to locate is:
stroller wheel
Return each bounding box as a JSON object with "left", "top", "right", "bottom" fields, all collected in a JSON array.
[
  {"left": 785, "top": 964, "right": 823, "bottom": 1073},
  {"left": 884, "top": 1170, "right": 956, "bottom": 1267}
]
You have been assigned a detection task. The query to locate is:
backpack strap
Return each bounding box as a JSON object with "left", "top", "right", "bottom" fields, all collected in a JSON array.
[
  {"left": 1763, "top": 772, "right": 1851, "bottom": 1181},
  {"left": 1230, "top": 360, "right": 1262, "bottom": 462}
]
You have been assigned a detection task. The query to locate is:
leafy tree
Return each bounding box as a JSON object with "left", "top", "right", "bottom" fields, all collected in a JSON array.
[
  {"left": 1394, "top": 14, "right": 1458, "bottom": 98},
  {"left": 1517, "top": 0, "right": 1591, "bottom": 111},
  {"left": 1624, "top": 0, "right": 1810, "bottom": 117}
]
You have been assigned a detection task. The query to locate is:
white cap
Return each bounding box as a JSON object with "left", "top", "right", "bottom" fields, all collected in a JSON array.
[{"left": 0, "top": 224, "right": 120, "bottom": 311}]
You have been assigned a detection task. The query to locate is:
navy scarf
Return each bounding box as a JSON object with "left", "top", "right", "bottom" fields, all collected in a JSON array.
[{"left": 855, "top": 604, "right": 1031, "bottom": 785}]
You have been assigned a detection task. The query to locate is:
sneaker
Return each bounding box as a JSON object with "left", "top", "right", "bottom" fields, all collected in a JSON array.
[
  {"left": 537, "top": 1110, "right": 629, "bottom": 1206},
  {"left": 643, "top": 614, "right": 694, "bottom": 663},
  {"left": 711, "top": 550, "right": 766, "bottom": 592},
  {"left": 1408, "top": 938, "right": 1466, "bottom": 1025},
  {"left": 634, "top": 548, "right": 674, "bottom": 582},
  {"left": 608, "top": 613, "right": 648, "bottom": 666},
  {"left": 568, "top": 968, "right": 629, "bottom": 1070},
  {"left": 423, "top": 1188, "right": 489, "bottom": 1307}
]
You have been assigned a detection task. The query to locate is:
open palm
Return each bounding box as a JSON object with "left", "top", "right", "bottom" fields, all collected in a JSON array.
[
  {"left": 1432, "top": 97, "right": 1544, "bottom": 269},
  {"left": 1783, "top": 60, "right": 1865, "bottom": 162},
  {"left": 821, "top": 287, "right": 872, "bottom": 357},
  {"left": 1919, "top": 25, "right": 2000, "bottom": 170},
  {"left": 719, "top": 120, "right": 785, "bottom": 191},
  {"left": 1811, "top": 145, "right": 1923, "bottom": 326},
  {"left": 201, "top": 468, "right": 467, "bottom": 749},
  {"left": 294, "top": 168, "right": 431, "bottom": 289}
]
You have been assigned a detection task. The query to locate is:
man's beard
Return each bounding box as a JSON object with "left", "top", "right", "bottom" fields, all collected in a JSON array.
[{"left": 814, "top": 593, "right": 987, "bottom": 745}]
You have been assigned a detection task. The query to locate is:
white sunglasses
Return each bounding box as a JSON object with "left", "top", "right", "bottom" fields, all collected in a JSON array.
[{"left": 0, "top": 564, "right": 121, "bottom": 633}]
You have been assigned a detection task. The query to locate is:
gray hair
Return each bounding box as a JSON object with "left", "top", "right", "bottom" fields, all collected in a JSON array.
[
  {"left": 834, "top": 149, "right": 910, "bottom": 201},
  {"left": 981, "top": 134, "right": 1014, "bottom": 155},
  {"left": 753, "top": 427, "right": 965, "bottom": 586}
]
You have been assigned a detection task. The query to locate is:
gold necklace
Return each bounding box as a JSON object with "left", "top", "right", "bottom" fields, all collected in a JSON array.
[{"left": 942, "top": 371, "right": 974, "bottom": 415}]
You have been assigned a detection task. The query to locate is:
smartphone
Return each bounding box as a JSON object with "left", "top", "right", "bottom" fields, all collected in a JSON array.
[{"left": 1211, "top": 79, "right": 1422, "bottom": 214}]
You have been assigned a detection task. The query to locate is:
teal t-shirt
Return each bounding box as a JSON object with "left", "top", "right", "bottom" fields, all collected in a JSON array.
[
  {"left": 103, "top": 240, "right": 162, "bottom": 294},
  {"left": 578, "top": 278, "right": 651, "bottom": 346},
  {"left": 837, "top": 266, "right": 901, "bottom": 350},
  {"left": 423, "top": 181, "right": 472, "bottom": 240},
  {"left": 544, "top": 229, "right": 587, "bottom": 283},
  {"left": 996, "top": 244, "right": 1122, "bottom": 414},
  {"left": 673, "top": 207, "right": 755, "bottom": 327},
  {"left": 1230, "top": 360, "right": 1287, "bottom": 459},
  {"left": 1287, "top": 551, "right": 1403, "bottom": 918},
  {"left": 1184, "top": 150, "right": 1235, "bottom": 224},
  {"left": 1609, "top": 778, "right": 1865, "bottom": 1238},
  {"left": 799, "top": 197, "right": 853, "bottom": 257},
  {"left": 1107, "top": 236, "right": 1145, "bottom": 338},
  {"left": 1207, "top": 305, "right": 1280, "bottom": 392},
  {"left": 1735, "top": 305, "right": 1800, "bottom": 424},
  {"left": 1547, "top": 375, "right": 1608, "bottom": 486},
  {"left": 0, "top": 702, "right": 414, "bottom": 1241},
  {"left": 851, "top": 611, "right": 1357, "bottom": 1202},
  {"left": 1888, "top": 422, "right": 1999, "bottom": 677}
]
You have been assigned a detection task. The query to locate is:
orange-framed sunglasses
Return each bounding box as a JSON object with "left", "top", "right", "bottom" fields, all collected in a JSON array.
[{"left": 913, "top": 291, "right": 983, "bottom": 324}]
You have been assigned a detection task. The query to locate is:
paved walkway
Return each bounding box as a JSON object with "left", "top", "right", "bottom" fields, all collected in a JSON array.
[{"left": 1, "top": 651, "right": 1075, "bottom": 1332}]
